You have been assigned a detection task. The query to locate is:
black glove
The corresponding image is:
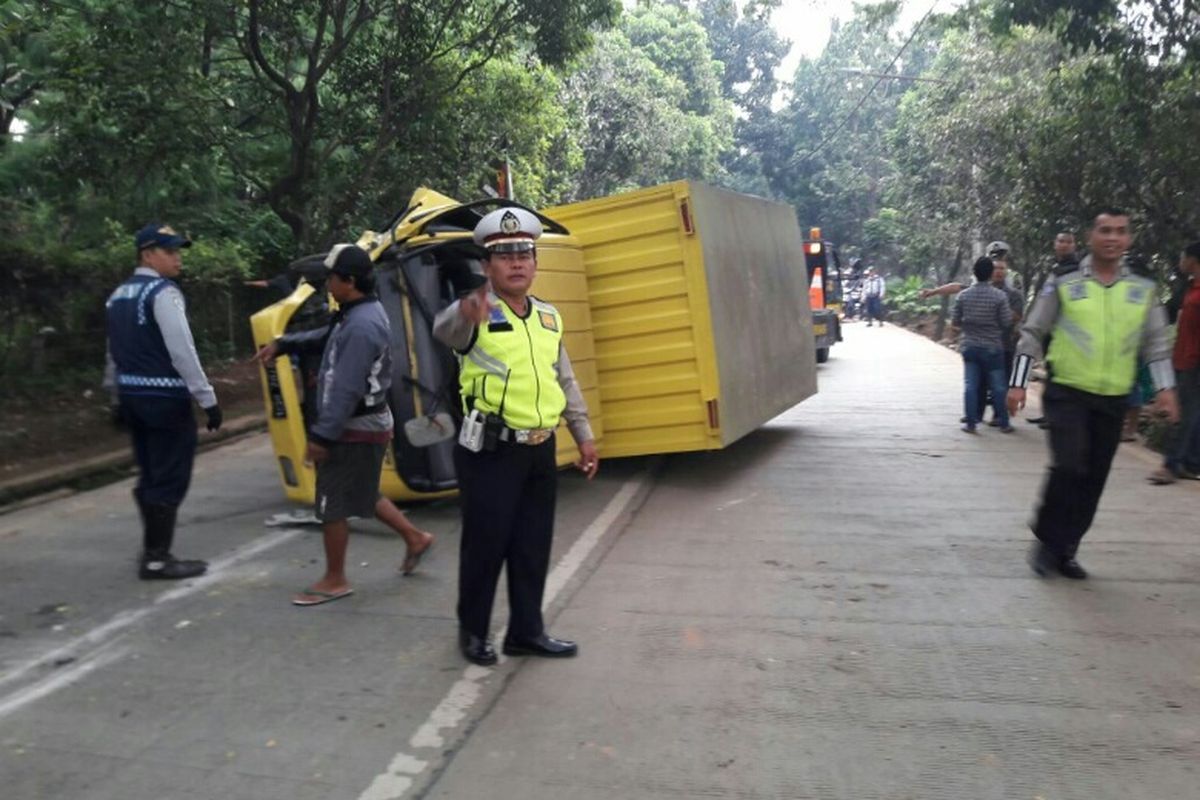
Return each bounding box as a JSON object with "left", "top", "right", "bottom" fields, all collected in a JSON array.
[
  {"left": 110, "top": 403, "right": 127, "bottom": 430},
  {"left": 204, "top": 405, "right": 223, "bottom": 432}
]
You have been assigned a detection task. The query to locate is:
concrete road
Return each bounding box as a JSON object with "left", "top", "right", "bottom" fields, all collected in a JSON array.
[{"left": 1, "top": 322, "right": 1197, "bottom": 800}]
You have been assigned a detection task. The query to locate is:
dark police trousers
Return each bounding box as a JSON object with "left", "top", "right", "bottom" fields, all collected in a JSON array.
[
  {"left": 123, "top": 394, "right": 197, "bottom": 507},
  {"left": 1032, "top": 383, "right": 1125, "bottom": 557},
  {"left": 453, "top": 434, "right": 557, "bottom": 641}
]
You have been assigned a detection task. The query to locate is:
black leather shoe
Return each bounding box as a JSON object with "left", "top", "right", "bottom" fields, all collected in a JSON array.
[
  {"left": 459, "top": 630, "right": 498, "bottom": 666},
  {"left": 502, "top": 633, "right": 578, "bottom": 658},
  {"left": 1027, "top": 541, "right": 1056, "bottom": 577},
  {"left": 139, "top": 554, "right": 207, "bottom": 580},
  {"left": 1058, "top": 558, "right": 1088, "bottom": 580}
]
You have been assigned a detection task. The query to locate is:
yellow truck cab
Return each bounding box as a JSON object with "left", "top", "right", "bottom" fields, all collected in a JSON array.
[
  {"left": 249, "top": 188, "right": 601, "bottom": 504},
  {"left": 802, "top": 228, "right": 844, "bottom": 363}
]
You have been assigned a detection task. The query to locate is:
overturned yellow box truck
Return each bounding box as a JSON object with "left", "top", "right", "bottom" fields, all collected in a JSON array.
[{"left": 250, "top": 181, "right": 818, "bottom": 503}]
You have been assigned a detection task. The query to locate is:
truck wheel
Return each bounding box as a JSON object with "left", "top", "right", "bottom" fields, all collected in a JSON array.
[{"left": 816, "top": 347, "right": 829, "bottom": 363}]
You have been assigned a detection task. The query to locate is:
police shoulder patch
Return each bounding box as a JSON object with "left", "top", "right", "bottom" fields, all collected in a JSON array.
[
  {"left": 1126, "top": 284, "right": 1148, "bottom": 304},
  {"left": 1067, "top": 282, "right": 1089, "bottom": 301},
  {"left": 538, "top": 310, "right": 559, "bottom": 332}
]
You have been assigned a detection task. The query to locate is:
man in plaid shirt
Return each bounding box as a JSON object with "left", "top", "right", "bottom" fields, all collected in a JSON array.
[{"left": 951, "top": 257, "right": 1014, "bottom": 433}]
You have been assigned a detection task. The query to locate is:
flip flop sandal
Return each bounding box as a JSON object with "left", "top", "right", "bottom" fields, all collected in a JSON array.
[{"left": 292, "top": 587, "right": 354, "bottom": 606}]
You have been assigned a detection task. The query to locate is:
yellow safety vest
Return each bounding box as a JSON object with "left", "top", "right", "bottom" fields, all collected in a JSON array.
[
  {"left": 1046, "top": 272, "right": 1155, "bottom": 396},
  {"left": 458, "top": 294, "right": 566, "bottom": 430}
]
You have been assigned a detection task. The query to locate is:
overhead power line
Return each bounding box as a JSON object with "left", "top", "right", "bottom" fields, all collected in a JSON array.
[
  {"left": 793, "top": 1, "right": 940, "bottom": 165},
  {"left": 834, "top": 68, "right": 949, "bottom": 85}
]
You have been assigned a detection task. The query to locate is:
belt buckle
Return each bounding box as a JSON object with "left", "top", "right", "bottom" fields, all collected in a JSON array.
[{"left": 516, "top": 429, "right": 551, "bottom": 445}]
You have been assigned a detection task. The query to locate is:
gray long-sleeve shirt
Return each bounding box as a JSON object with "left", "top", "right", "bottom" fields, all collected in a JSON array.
[
  {"left": 433, "top": 294, "right": 594, "bottom": 444},
  {"left": 103, "top": 267, "right": 217, "bottom": 408},
  {"left": 277, "top": 297, "right": 394, "bottom": 445}
]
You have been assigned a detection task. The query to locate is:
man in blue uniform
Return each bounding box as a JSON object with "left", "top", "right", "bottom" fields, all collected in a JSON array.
[
  {"left": 433, "top": 207, "right": 599, "bottom": 666},
  {"left": 105, "top": 223, "right": 222, "bottom": 580}
]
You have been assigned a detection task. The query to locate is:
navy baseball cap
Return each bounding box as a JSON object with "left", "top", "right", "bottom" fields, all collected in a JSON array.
[
  {"left": 135, "top": 223, "right": 192, "bottom": 251},
  {"left": 323, "top": 244, "right": 374, "bottom": 277}
]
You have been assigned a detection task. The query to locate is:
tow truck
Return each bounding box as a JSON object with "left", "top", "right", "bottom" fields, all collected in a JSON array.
[{"left": 803, "top": 227, "right": 844, "bottom": 363}]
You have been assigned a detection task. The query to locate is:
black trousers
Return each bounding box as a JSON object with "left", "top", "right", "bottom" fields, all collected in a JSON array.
[
  {"left": 1032, "top": 383, "right": 1125, "bottom": 557},
  {"left": 123, "top": 394, "right": 197, "bottom": 507},
  {"left": 454, "top": 436, "right": 558, "bottom": 641}
]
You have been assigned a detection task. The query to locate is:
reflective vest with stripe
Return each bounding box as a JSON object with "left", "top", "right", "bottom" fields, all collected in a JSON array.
[
  {"left": 458, "top": 294, "right": 566, "bottom": 430},
  {"left": 105, "top": 274, "right": 189, "bottom": 398},
  {"left": 1046, "top": 273, "right": 1155, "bottom": 396}
]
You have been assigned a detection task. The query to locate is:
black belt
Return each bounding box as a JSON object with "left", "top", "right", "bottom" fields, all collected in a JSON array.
[{"left": 353, "top": 400, "right": 387, "bottom": 417}]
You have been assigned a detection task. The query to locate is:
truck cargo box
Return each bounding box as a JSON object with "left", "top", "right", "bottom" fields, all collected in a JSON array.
[{"left": 547, "top": 181, "right": 818, "bottom": 458}]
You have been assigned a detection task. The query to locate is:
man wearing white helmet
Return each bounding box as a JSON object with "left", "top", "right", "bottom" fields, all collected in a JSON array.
[{"left": 433, "top": 206, "right": 598, "bottom": 666}]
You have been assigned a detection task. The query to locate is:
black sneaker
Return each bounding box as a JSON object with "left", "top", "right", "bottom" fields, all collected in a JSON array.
[
  {"left": 139, "top": 554, "right": 207, "bottom": 580},
  {"left": 1058, "top": 558, "right": 1088, "bottom": 580}
]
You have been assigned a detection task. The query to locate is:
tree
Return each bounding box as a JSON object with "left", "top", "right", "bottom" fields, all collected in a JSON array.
[
  {"left": 19, "top": 0, "right": 619, "bottom": 249},
  {"left": 559, "top": 2, "right": 734, "bottom": 200},
  {"left": 694, "top": 0, "right": 789, "bottom": 194}
]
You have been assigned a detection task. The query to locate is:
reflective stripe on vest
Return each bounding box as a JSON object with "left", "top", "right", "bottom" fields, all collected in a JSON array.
[
  {"left": 1046, "top": 274, "right": 1154, "bottom": 396},
  {"left": 458, "top": 295, "right": 566, "bottom": 430}
]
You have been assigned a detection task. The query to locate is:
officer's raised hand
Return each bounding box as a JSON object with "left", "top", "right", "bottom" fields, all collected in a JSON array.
[
  {"left": 1152, "top": 388, "right": 1180, "bottom": 424},
  {"left": 575, "top": 439, "right": 599, "bottom": 480},
  {"left": 458, "top": 285, "right": 491, "bottom": 325}
]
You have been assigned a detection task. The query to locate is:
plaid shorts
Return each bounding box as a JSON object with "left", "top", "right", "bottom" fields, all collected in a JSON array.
[{"left": 315, "top": 441, "right": 385, "bottom": 522}]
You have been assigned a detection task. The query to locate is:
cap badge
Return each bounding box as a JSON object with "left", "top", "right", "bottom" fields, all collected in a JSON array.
[{"left": 500, "top": 210, "right": 521, "bottom": 234}]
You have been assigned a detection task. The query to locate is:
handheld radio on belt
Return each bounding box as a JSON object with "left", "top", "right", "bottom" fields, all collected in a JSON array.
[{"left": 459, "top": 370, "right": 510, "bottom": 452}]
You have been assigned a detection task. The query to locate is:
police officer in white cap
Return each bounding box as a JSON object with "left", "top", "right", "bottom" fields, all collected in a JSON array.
[{"left": 433, "top": 206, "right": 598, "bottom": 665}]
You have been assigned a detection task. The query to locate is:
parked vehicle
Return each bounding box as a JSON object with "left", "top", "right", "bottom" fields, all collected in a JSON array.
[{"left": 802, "top": 227, "right": 844, "bottom": 363}]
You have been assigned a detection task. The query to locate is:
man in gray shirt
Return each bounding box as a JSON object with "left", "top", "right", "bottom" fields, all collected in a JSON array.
[
  {"left": 256, "top": 244, "right": 431, "bottom": 605},
  {"left": 952, "top": 257, "right": 1014, "bottom": 433}
]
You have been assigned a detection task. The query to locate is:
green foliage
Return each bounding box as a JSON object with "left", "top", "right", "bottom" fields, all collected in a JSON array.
[
  {"left": 558, "top": 3, "right": 734, "bottom": 200},
  {"left": 886, "top": 275, "right": 942, "bottom": 323}
]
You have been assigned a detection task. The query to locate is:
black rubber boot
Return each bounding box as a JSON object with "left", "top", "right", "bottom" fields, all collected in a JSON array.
[
  {"left": 139, "top": 504, "right": 207, "bottom": 580},
  {"left": 133, "top": 488, "right": 153, "bottom": 553}
]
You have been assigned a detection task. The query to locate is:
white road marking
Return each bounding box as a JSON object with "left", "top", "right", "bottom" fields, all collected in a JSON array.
[
  {"left": 0, "top": 527, "right": 303, "bottom": 718},
  {"left": 0, "top": 641, "right": 130, "bottom": 720},
  {"left": 356, "top": 474, "right": 647, "bottom": 800}
]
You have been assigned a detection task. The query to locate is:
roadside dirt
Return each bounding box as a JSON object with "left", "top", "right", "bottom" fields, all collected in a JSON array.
[{"left": 0, "top": 360, "right": 267, "bottom": 484}]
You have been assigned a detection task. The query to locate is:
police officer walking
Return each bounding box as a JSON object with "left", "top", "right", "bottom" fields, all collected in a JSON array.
[
  {"left": 104, "top": 223, "right": 222, "bottom": 580},
  {"left": 1008, "top": 208, "right": 1179, "bottom": 579},
  {"left": 433, "top": 207, "right": 599, "bottom": 666}
]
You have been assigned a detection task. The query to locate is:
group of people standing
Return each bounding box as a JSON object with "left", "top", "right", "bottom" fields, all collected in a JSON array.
[
  {"left": 919, "top": 209, "right": 1196, "bottom": 581},
  {"left": 921, "top": 240, "right": 1025, "bottom": 433},
  {"left": 105, "top": 209, "right": 598, "bottom": 666}
]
